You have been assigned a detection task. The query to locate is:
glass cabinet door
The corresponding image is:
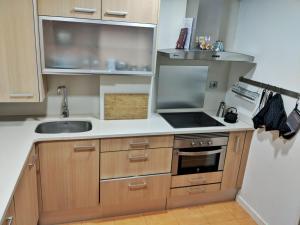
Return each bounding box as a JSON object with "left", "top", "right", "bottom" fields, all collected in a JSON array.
[{"left": 39, "top": 17, "right": 156, "bottom": 75}]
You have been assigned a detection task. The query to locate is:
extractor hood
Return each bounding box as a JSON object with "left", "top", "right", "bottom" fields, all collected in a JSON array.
[{"left": 158, "top": 49, "right": 255, "bottom": 63}]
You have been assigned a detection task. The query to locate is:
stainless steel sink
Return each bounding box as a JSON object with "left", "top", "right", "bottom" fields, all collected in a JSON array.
[{"left": 35, "top": 121, "right": 92, "bottom": 134}]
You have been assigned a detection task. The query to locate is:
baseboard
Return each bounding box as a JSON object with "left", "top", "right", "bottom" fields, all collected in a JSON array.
[{"left": 236, "top": 194, "right": 268, "bottom": 225}]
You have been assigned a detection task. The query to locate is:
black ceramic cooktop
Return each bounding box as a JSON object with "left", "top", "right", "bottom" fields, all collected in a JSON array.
[{"left": 160, "top": 112, "right": 224, "bottom": 128}]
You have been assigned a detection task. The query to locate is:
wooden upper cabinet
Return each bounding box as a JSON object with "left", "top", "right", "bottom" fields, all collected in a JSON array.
[
  {"left": 1, "top": 200, "right": 16, "bottom": 225},
  {"left": 221, "top": 131, "right": 246, "bottom": 190},
  {"left": 102, "top": 0, "right": 160, "bottom": 24},
  {"left": 38, "top": 0, "right": 102, "bottom": 19},
  {"left": 38, "top": 140, "right": 100, "bottom": 212},
  {"left": 14, "top": 147, "right": 39, "bottom": 225},
  {"left": 0, "top": 0, "right": 41, "bottom": 102}
]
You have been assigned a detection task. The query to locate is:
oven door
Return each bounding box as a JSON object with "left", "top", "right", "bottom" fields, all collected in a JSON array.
[{"left": 172, "top": 146, "right": 227, "bottom": 175}]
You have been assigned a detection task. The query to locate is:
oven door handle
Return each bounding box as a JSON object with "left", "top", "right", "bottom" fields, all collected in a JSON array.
[{"left": 177, "top": 149, "right": 225, "bottom": 156}]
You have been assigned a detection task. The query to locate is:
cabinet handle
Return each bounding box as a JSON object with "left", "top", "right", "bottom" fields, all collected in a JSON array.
[
  {"left": 234, "top": 136, "right": 241, "bottom": 153},
  {"left": 105, "top": 10, "right": 128, "bottom": 16},
  {"left": 6, "top": 216, "right": 14, "bottom": 225},
  {"left": 128, "top": 181, "right": 147, "bottom": 191},
  {"left": 129, "top": 141, "right": 149, "bottom": 149},
  {"left": 188, "top": 187, "right": 206, "bottom": 195},
  {"left": 73, "top": 7, "right": 97, "bottom": 13},
  {"left": 128, "top": 153, "right": 148, "bottom": 162},
  {"left": 74, "top": 145, "right": 96, "bottom": 152},
  {"left": 9, "top": 93, "right": 34, "bottom": 98},
  {"left": 28, "top": 154, "right": 37, "bottom": 169}
]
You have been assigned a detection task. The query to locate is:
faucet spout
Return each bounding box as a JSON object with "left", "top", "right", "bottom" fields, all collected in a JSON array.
[{"left": 57, "top": 85, "right": 69, "bottom": 118}]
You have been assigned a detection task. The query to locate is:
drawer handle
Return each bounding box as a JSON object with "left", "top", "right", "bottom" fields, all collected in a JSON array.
[
  {"left": 129, "top": 141, "right": 149, "bottom": 149},
  {"left": 6, "top": 216, "right": 14, "bottom": 225},
  {"left": 28, "top": 154, "right": 37, "bottom": 169},
  {"left": 188, "top": 187, "right": 206, "bottom": 195},
  {"left": 128, "top": 182, "right": 147, "bottom": 191},
  {"left": 105, "top": 10, "right": 128, "bottom": 16},
  {"left": 234, "top": 136, "right": 241, "bottom": 153},
  {"left": 73, "top": 7, "right": 97, "bottom": 13},
  {"left": 9, "top": 93, "right": 34, "bottom": 98},
  {"left": 188, "top": 177, "right": 207, "bottom": 184},
  {"left": 128, "top": 153, "right": 148, "bottom": 162},
  {"left": 74, "top": 145, "right": 96, "bottom": 152}
]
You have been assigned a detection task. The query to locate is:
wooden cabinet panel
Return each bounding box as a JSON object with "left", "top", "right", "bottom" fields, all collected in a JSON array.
[
  {"left": 170, "top": 183, "right": 221, "bottom": 198},
  {"left": 171, "top": 172, "right": 223, "bottom": 188},
  {"left": 14, "top": 147, "right": 39, "bottom": 225},
  {"left": 0, "top": 0, "right": 40, "bottom": 102},
  {"left": 102, "top": 0, "right": 160, "bottom": 24},
  {"left": 237, "top": 131, "right": 254, "bottom": 189},
  {"left": 100, "top": 174, "right": 170, "bottom": 216},
  {"left": 101, "top": 148, "right": 172, "bottom": 179},
  {"left": 38, "top": 140, "right": 100, "bottom": 212},
  {"left": 101, "top": 135, "right": 174, "bottom": 152},
  {"left": 221, "top": 131, "right": 246, "bottom": 190},
  {"left": 2, "top": 200, "right": 16, "bottom": 225},
  {"left": 38, "top": 0, "right": 102, "bottom": 19}
]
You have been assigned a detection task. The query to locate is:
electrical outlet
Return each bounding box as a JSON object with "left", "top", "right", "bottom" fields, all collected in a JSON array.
[{"left": 209, "top": 81, "right": 218, "bottom": 89}]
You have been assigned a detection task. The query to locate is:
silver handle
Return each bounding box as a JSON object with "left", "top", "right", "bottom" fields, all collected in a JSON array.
[
  {"left": 234, "top": 136, "right": 241, "bottom": 153},
  {"left": 177, "top": 149, "right": 225, "bottom": 156},
  {"left": 105, "top": 10, "right": 128, "bottom": 16},
  {"left": 128, "top": 181, "right": 147, "bottom": 191},
  {"left": 128, "top": 153, "right": 148, "bottom": 162},
  {"left": 73, "top": 7, "right": 97, "bottom": 13},
  {"left": 9, "top": 93, "right": 34, "bottom": 98},
  {"left": 6, "top": 216, "right": 13, "bottom": 225},
  {"left": 74, "top": 145, "right": 96, "bottom": 152},
  {"left": 129, "top": 141, "right": 149, "bottom": 149},
  {"left": 188, "top": 187, "right": 206, "bottom": 194}
]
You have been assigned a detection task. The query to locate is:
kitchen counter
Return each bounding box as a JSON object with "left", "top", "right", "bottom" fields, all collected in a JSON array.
[{"left": 0, "top": 113, "right": 253, "bottom": 223}]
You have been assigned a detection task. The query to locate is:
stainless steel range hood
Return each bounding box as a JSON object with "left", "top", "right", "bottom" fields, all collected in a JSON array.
[
  {"left": 158, "top": 49, "right": 255, "bottom": 63},
  {"left": 160, "top": 0, "right": 254, "bottom": 63}
]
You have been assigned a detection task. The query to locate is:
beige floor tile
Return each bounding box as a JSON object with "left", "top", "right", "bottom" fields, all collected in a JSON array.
[
  {"left": 82, "top": 218, "right": 115, "bottom": 225},
  {"left": 143, "top": 211, "right": 178, "bottom": 225},
  {"left": 114, "top": 215, "right": 147, "bottom": 225}
]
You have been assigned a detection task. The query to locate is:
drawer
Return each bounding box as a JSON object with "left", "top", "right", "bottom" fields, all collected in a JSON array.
[
  {"left": 100, "top": 174, "right": 171, "bottom": 216},
  {"left": 102, "top": 0, "right": 160, "bottom": 24},
  {"left": 170, "top": 183, "right": 221, "bottom": 198},
  {"left": 171, "top": 172, "right": 223, "bottom": 188},
  {"left": 101, "top": 148, "right": 172, "bottom": 179},
  {"left": 38, "top": 0, "right": 102, "bottom": 19},
  {"left": 100, "top": 135, "right": 174, "bottom": 152}
]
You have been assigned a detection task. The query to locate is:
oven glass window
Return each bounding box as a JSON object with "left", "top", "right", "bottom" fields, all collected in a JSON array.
[{"left": 178, "top": 149, "right": 221, "bottom": 175}]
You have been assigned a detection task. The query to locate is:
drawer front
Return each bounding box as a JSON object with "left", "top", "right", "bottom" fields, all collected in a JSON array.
[
  {"left": 100, "top": 135, "right": 174, "bottom": 152},
  {"left": 38, "top": 0, "right": 102, "bottom": 19},
  {"left": 101, "top": 148, "right": 172, "bottom": 179},
  {"left": 102, "top": 0, "right": 160, "bottom": 24},
  {"left": 171, "top": 172, "right": 223, "bottom": 188},
  {"left": 170, "top": 183, "right": 221, "bottom": 198},
  {"left": 101, "top": 174, "right": 171, "bottom": 206}
]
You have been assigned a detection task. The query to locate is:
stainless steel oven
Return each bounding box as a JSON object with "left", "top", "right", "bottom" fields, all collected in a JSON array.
[{"left": 172, "top": 133, "right": 229, "bottom": 175}]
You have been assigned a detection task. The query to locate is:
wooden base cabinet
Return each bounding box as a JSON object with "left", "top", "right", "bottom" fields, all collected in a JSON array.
[
  {"left": 1, "top": 201, "right": 16, "bottom": 225},
  {"left": 38, "top": 140, "right": 100, "bottom": 213}
]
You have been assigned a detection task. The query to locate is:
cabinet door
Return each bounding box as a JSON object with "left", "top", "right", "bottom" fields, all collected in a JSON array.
[
  {"left": 221, "top": 131, "right": 246, "bottom": 190},
  {"left": 38, "top": 0, "right": 102, "bottom": 19},
  {"left": 0, "top": 0, "right": 40, "bottom": 102},
  {"left": 102, "top": 0, "right": 160, "bottom": 24},
  {"left": 14, "top": 148, "right": 39, "bottom": 225},
  {"left": 38, "top": 140, "right": 100, "bottom": 212},
  {"left": 2, "top": 200, "right": 16, "bottom": 225}
]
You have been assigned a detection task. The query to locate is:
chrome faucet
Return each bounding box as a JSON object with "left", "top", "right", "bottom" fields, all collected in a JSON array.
[{"left": 57, "top": 85, "right": 69, "bottom": 118}]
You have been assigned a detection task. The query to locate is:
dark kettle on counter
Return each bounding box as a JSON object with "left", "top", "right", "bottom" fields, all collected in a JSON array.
[{"left": 224, "top": 107, "right": 238, "bottom": 123}]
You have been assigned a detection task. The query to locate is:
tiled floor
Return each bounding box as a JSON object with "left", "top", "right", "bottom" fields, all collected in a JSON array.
[{"left": 62, "top": 201, "right": 257, "bottom": 225}]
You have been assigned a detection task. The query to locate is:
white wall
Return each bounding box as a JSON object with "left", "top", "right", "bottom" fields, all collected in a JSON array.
[{"left": 230, "top": 1, "right": 300, "bottom": 225}]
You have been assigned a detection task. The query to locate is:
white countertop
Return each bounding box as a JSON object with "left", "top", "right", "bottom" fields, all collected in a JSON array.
[{"left": 0, "top": 113, "right": 253, "bottom": 223}]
